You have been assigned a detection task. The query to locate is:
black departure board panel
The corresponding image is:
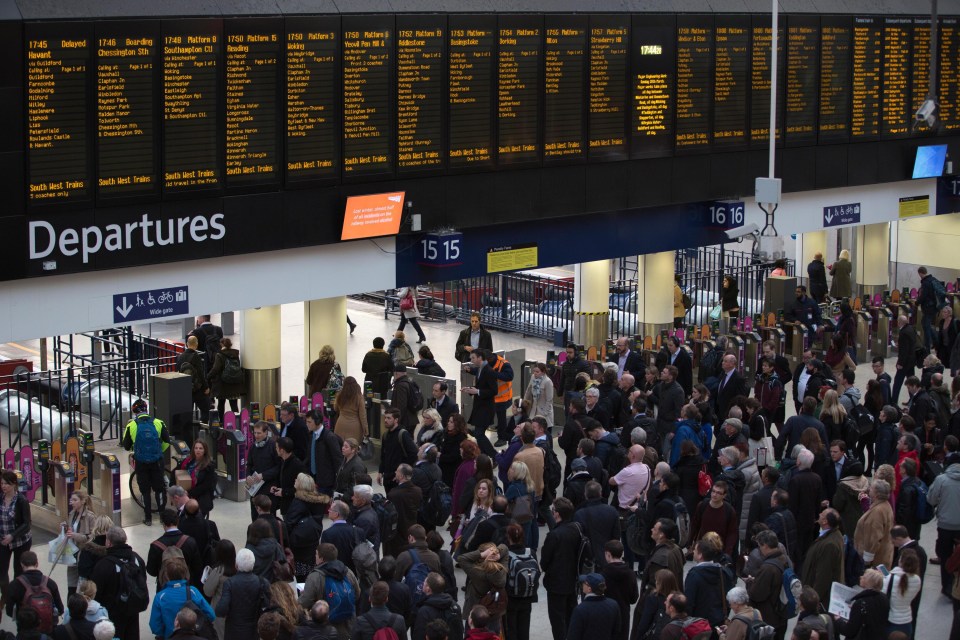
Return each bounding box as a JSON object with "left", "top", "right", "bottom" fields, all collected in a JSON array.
[
  {"left": 882, "top": 18, "right": 912, "bottom": 138},
  {"left": 588, "top": 16, "right": 628, "bottom": 160},
  {"left": 225, "top": 20, "right": 280, "bottom": 187},
  {"left": 675, "top": 15, "right": 713, "bottom": 152},
  {"left": 95, "top": 24, "right": 158, "bottom": 199},
  {"left": 852, "top": 17, "right": 882, "bottom": 140},
  {"left": 448, "top": 15, "right": 495, "bottom": 168},
  {"left": 785, "top": 16, "right": 819, "bottom": 145},
  {"left": 631, "top": 15, "right": 675, "bottom": 159},
  {"left": 26, "top": 23, "right": 91, "bottom": 203},
  {"left": 543, "top": 15, "right": 586, "bottom": 162},
  {"left": 342, "top": 16, "right": 392, "bottom": 177},
  {"left": 498, "top": 16, "right": 541, "bottom": 165},
  {"left": 941, "top": 18, "right": 960, "bottom": 132},
  {"left": 397, "top": 16, "right": 445, "bottom": 173},
  {"left": 819, "top": 17, "right": 852, "bottom": 143},
  {"left": 713, "top": 15, "right": 749, "bottom": 149},
  {"left": 285, "top": 17, "right": 338, "bottom": 184},
  {"left": 912, "top": 18, "right": 932, "bottom": 126},
  {"left": 750, "top": 20, "right": 785, "bottom": 145},
  {"left": 162, "top": 20, "right": 221, "bottom": 192}
]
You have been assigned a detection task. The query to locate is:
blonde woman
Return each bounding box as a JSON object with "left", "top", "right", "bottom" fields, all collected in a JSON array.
[
  {"left": 505, "top": 461, "right": 536, "bottom": 547},
  {"left": 829, "top": 249, "right": 852, "bottom": 299},
  {"left": 285, "top": 473, "right": 328, "bottom": 579},
  {"left": 415, "top": 408, "right": 444, "bottom": 447},
  {"left": 65, "top": 490, "right": 96, "bottom": 594},
  {"left": 523, "top": 362, "right": 555, "bottom": 424},
  {"left": 76, "top": 514, "right": 114, "bottom": 586},
  {"left": 819, "top": 390, "right": 848, "bottom": 444},
  {"left": 457, "top": 541, "right": 509, "bottom": 631},
  {"left": 305, "top": 344, "right": 343, "bottom": 396},
  {"left": 62, "top": 579, "right": 109, "bottom": 623}
]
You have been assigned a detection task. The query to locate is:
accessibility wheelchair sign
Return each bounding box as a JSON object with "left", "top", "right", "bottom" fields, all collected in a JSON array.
[{"left": 113, "top": 286, "right": 189, "bottom": 324}]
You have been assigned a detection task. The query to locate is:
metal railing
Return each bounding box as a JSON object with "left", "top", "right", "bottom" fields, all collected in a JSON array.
[{"left": 452, "top": 273, "right": 576, "bottom": 341}]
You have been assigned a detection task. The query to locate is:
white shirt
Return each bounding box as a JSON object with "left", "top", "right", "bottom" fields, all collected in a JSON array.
[
  {"left": 798, "top": 368, "right": 812, "bottom": 399},
  {"left": 883, "top": 569, "right": 921, "bottom": 624}
]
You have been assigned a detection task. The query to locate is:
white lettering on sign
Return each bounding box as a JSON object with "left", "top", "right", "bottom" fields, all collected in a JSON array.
[{"left": 29, "top": 212, "right": 226, "bottom": 264}]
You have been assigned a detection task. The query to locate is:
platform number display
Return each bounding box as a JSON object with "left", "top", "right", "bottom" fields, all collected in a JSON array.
[
  {"left": 418, "top": 232, "right": 463, "bottom": 267},
  {"left": 707, "top": 200, "right": 745, "bottom": 229}
]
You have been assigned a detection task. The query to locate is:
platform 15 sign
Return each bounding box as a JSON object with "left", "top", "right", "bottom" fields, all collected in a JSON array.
[{"left": 418, "top": 232, "right": 463, "bottom": 267}]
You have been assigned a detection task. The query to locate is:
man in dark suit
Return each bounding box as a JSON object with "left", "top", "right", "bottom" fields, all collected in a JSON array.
[
  {"left": 430, "top": 381, "right": 459, "bottom": 426},
  {"left": 305, "top": 408, "right": 343, "bottom": 497},
  {"left": 462, "top": 349, "right": 499, "bottom": 456},
  {"left": 455, "top": 313, "right": 494, "bottom": 363},
  {"left": 714, "top": 354, "right": 746, "bottom": 421},
  {"left": 385, "top": 464, "right": 422, "bottom": 558},
  {"left": 665, "top": 337, "right": 693, "bottom": 397},
  {"left": 823, "top": 441, "right": 862, "bottom": 506},
  {"left": 378, "top": 408, "right": 417, "bottom": 493},
  {"left": 320, "top": 500, "right": 365, "bottom": 572},
  {"left": 893, "top": 314, "right": 918, "bottom": 404},
  {"left": 278, "top": 402, "right": 310, "bottom": 463},
  {"left": 573, "top": 481, "right": 621, "bottom": 569},
  {"left": 789, "top": 449, "right": 824, "bottom": 567},
  {"left": 272, "top": 437, "right": 306, "bottom": 516},
  {"left": 178, "top": 499, "right": 213, "bottom": 565},
  {"left": 145, "top": 508, "right": 204, "bottom": 589},
  {"left": 792, "top": 349, "right": 814, "bottom": 413},
  {"left": 607, "top": 337, "right": 644, "bottom": 381},
  {"left": 541, "top": 497, "right": 584, "bottom": 640},
  {"left": 464, "top": 496, "right": 511, "bottom": 552}
]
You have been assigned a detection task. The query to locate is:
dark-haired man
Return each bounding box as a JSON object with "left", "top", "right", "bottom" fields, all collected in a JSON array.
[
  {"left": 455, "top": 313, "right": 493, "bottom": 363},
  {"left": 272, "top": 437, "right": 306, "bottom": 515},
  {"left": 361, "top": 337, "right": 394, "bottom": 399},
  {"left": 352, "top": 582, "right": 407, "bottom": 640},
  {"left": 541, "top": 498, "right": 583, "bottom": 640},
  {"left": 278, "top": 403, "right": 309, "bottom": 462}
]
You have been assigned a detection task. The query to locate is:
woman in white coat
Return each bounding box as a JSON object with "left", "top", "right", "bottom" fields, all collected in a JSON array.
[
  {"left": 397, "top": 286, "right": 427, "bottom": 343},
  {"left": 522, "top": 362, "right": 555, "bottom": 424}
]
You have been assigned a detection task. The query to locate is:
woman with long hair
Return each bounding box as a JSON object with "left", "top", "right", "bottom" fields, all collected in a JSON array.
[
  {"left": 284, "top": 473, "right": 328, "bottom": 580},
  {"left": 522, "top": 362, "right": 555, "bottom": 425},
  {"left": 415, "top": 345, "right": 446, "bottom": 377},
  {"left": 0, "top": 469, "right": 32, "bottom": 594},
  {"left": 721, "top": 275, "right": 740, "bottom": 324},
  {"left": 829, "top": 250, "right": 852, "bottom": 300},
  {"left": 820, "top": 389, "right": 849, "bottom": 443},
  {"left": 180, "top": 439, "right": 217, "bottom": 513},
  {"left": 458, "top": 454, "right": 497, "bottom": 515},
  {"left": 268, "top": 581, "right": 306, "bottom": 639},
  {"left": 76, "top": 515, "right": 113, "bottom": 587},
  {"left": 415, "top": 408, "right": 444, "bottom": 447},
  {"left": 883, "top": 548, "right": 922, "bottom": 637},
  {"left": 333, "top": 376, "right": 367, "bottom": 443},
  {"left": 825, "top": 335, "right": 856, "bottom": 374},
  {"left": 505, "top": 462, "right": 536, "bottom": 548},
  {"left": 245, "top": 518, "right": 285, "bottom": 583},
  {"left": 64, "top": 490, "right": 96, "bottom": 594},
  {"left": 457, "top": 541, "right": 509, "bottom": 633},
  {"left": 800, "top": 427, "right": 829, "bottom": 481},
  {"left": 633, "top": 568, "right": 681, "bottom": 640},
  {"left": 463, "top": 478, "right": 495, "bottom": 528},
  {"left": 305, "top": 344, "right": 343, "bottom": 396},
  {"left": 440, "top": 413, "right": 470, "bottom": 487},
  {"left": 203, "top": 539, "right": 237, "bottom": 638},
  {"left": 451, "top": 439, "right": 480, "bottom": 522}
]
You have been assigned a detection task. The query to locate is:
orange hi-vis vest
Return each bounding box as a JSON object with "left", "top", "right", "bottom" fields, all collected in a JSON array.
[{"left": 493, "top": 355, "right": 513, "bottom": 404}]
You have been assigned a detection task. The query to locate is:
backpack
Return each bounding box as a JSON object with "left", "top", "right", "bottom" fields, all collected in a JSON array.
[
  {"left": 111, "top": 556, "right": 150, "bottom": 613},
  {"left": 506, "top": 549, "right": 541, "bottom": 599},
  {"left": 537, "top": 440, "right": 562, "bottom": 492},
  {"left": 843, "top": 535, "right": 865, "bottom": 587},
  {"left": 371, "top": 494, "right": 399, "bottom": 542},
  {"left": 422, "top": 480, "right": 453, "bottom": 526},
  {"left": 732, "top": 612, "right": 777, "bottom": 640},
  {"left": 179, "top": 355, "right": 205, "bottom": 392},
  {"left": 17, "top": 576, "right": 55, "bottom": 633},
  {"left": 933, "top": 276, "right": 948, "bottom": 310},
  {"left": 406, "top": 379, "right": 424, "bottom": 412},
  {"left": 849, "top": 404, "right": 875, "bottom": 435},
  {"left": 665, "top": 497, "right": 692, "bottom": 547},
  {"left": 439, "top": 602, "right": 464, "bottom": 639},
  {"left": 606, "top": 443, "right": 629, "bottom": 478},
  {"left": 352, "top": 537, "right": 380, "bottom": 591},
  {"left": 220, "top": 353, "right": 243, "bottom": 385},
  {"left": 132, "top": 416, "right": 163, "bottom": 463},
  {"left": 392, "top": 342, "right": 414, "bottom": 367},
  {"left": 842, "top": 416, "right": 860, "bottom": 451},
  {"left": 403, "top": 549, "right": 432, "bottom": 605},
  {"left": 699, "top": 349, "right": 722, "bottom": 381},
  {"left": 183, "top": 583, "right": 220, "bottom": 640},
  {"left": 319, "top": 572, "right": 355, "bottom": 624},
  {"left": 372, "top": 628, "right": 400, "bottom": 640},
  {"left": 153, "top": 535, "right": 189, "bottom": 587},
  {"left": 763, "top": 559, "right": 801, "bottom": 618},
  {"left": 668, "top": 616, "right": 713, "bottom": 640},
  {"left": 573, "top": 522, "right": 596, "bottom": 574},
  {"left": 915, "top": 479, "right": 934, "bottom": 524},
  {"left": 682, "top": 292, "right": 693, "bottom": 310}
]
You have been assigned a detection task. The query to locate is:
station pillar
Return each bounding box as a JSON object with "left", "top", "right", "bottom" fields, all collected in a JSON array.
[
  {"left": 304, "top": 297, "right": 349, "bottom": 387},
  {"left": 636, "top": 251, "right": 674, "bottom": 337},
  {"left": 855, "top": 223, "right": 890, "bottom": 297},
  {"left": 240, "top": 305, "right": 281, "bottom": 405},
  {"left": 573, "top": 260, "right": 610, "bottom": 351},
  {"left": 798, "top": 230, "right": 827, "bottom": 289}
]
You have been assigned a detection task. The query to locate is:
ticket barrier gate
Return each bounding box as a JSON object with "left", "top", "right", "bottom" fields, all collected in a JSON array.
[
  {"left": 781, "top": 322, "right": 810, "bottom": 366},
  {"left": 868, "top": 304, "right": 892, "bottom": 358},
  {"left": 758, "top": 324, "right": 786, "bottom": 359},
  {"left": 726, "top": 334, "right": 746, "bottom": 374},
  {"left": 93, "top": 451, "right": 122, "bottom": 521},
  {"left": 854, "top": 309, "right": 871, "bottom": 363},
  {"left": 52, "top": 459, "right": 75, "bottom": 518},
  {"left": 78, "top": 429, "right": 95, "bottom": 496},
  {"left": 690, "top": 327, "right": 715, "bottom": 384},
  {"left": 215, "top": 427, "right": 247, "bottom": 502},
  {"left": 733, "top": 319, "right": 762, "bottom": 380}
]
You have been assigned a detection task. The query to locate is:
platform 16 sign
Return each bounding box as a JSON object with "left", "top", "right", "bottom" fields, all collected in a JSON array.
[
  {"left": 707, "top": 201, "right": 745, "bottom": 229},
  {"left": 418, "top": 232, "right": 463, "bottom": 267}
]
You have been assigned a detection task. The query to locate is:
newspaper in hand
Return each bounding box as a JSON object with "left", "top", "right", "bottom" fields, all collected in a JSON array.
[
  {"left": 828, "top": 581, "right": 862, "bottom": 620},
  {"left": 246, "top": 478, "right": 265, "bottom": 497}
]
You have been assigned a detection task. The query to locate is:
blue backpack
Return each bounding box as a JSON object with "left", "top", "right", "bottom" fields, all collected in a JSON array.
[
  {"left": 915, "top": 479, "right": 934, "bottom": 524},
  {"left": 322, "top": 573, "right": 355, "bottom": 624},
  {"left": 767, "top": 560, "right": 802, "bottom": 618},
  {"left": 133, "top": 417, "right": 162, "bottom": 463},
  {"left": 404, "top": 549, "right": 432, "bottom": 605}
]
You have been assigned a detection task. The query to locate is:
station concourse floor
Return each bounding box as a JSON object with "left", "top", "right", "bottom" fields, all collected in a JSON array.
[{"left": 1, "top": 299, "right": 956, "bottom": 639}]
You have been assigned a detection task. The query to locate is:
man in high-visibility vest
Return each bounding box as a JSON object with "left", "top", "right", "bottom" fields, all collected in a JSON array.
[
  {"left": 122, "top": 398, "right": 171, "bottom": 525},
  {"left": 489, "top": 352, "right": 515, "bottom": 447}
]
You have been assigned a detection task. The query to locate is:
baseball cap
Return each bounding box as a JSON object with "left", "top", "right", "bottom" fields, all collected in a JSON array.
[{"left": 578, "top": 573, "right": 605, "bottom": 590}]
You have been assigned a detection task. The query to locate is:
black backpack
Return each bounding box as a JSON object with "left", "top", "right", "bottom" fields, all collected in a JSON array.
[
  {"left": 606, "top": 443, "right": 629, "bottom": 478},
  {"left": 112, "top": 556, "right": 149, "bottom": 613},
  {"left": 220, "top": 354, "right": 243, "bottom": 385},
  {"left": 537, "top": 440, "right": 562, "bottom": 492},
  {"left": 372, "top": 494, "right": 399, "bottom": 542}
]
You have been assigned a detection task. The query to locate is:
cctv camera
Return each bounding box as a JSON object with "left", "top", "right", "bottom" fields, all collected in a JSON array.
[
  {"left": 724, "top": 223, "right": 759, "bottom": 241},
  {"left": 916, "top": 99, "right": 938, "bottom": 127}
]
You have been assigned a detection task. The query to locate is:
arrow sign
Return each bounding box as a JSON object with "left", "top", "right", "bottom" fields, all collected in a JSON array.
[
  {"left": 823, "top": 202, "right": 860, "bottom": 228},
  {"left": 112, "top": 286, "right": 189, "bottom": 324}
]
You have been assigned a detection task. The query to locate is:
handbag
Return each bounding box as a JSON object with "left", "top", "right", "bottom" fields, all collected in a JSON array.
[
  {"left": 400, "top": 294, "right": 414, "bottom": 311},
  {"left": 358, "top": 438, "right": 375, "bottom": 461},
  {"left": 698, "top": 464, "right": 713, "bottom": 497},
  {"left": 49, "top": 525, "right": 79, "bottom": 567},
  {"left": 709, "top": 303, "right": 722, "bottom": 321},
  {"left": 510, "top": 494, "right": 534, "bottom": 525}
]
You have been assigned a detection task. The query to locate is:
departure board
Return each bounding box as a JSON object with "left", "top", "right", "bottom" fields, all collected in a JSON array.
[
  {"left": 819, "top": 17, "right": 852, "bottom": 143},
  {"left": 26, "top": 24, "right": 91, "bottom": 203},
  {"left": 96, "top": 25, "right": 157, "bottom": 199},
  {"left": 750, "top": 21, "right": 785, "bottom": 145},
  {"left": 785, "top": 17, "right": 819, "bottom": 145},
  {"left": 852, "top": 17, "right": 882, "bottom": 140},
  {"left": 588, "top": 16, "right": 628, "bottom": 161},
  {"left": 342, "top": 17, "right": 393, "bottom": 176},
  {"left": 941, "top": 18, "right": 960, "bottom": 132},
  {"left": 675, "top": 16, "right": 713, "bottom": 151},
  {"left": 912, "top": 18, "right": 932, "bottom": 125},
  {"left": 543, "top": 16, "right": 586, "bottom": 162},
  {"left": 498, "top": 17, "right": 541, "bottom": 165},
  {"left": 396, "top": 16, "right": 445, "bottom": 173},
  {"left": 285, "top": 17, "right": 339, "bottom": 184},
  {"left": 448, "top": 16, "right": 495, "bottom": 168},
  {"left": 632, "top": 15, "right": 675, "bottom": 158},
  {"left": 162, "top": 21, "right": 221, "bottom": 192},
  {"left": 712, "top": 15, "right": 749, "bottom": 149},
  {"left": 226, "top": 21, "right": 280, "bottom": 187},
  {"left": 882, "top": 18, "right": 912, "bottom": 138}
]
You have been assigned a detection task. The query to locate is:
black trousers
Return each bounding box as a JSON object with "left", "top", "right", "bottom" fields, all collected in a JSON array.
[
  {"left": 112, "top": 615, "right": 140, "bottom": 640},
  {"left": 192, "top": 390, "right": 210, "bottom": 425},
  {"left": 135, "top": 459, "right": 165, "bottom": 519},
  {"left": 892, "top": 366, "right": 914, "bottom": 407},
  {"left": 505, "top": 602, "right": 532, "bottom": 640},
  {"left": 495, "top": 401, "right": 511, "bottom": 441},
  {"left": 0, "top": 540, "right": 31, "bottom": 597},
  {"left": 217, "top": 396, "right": 239, "bottom": 416},
  {"left": 547, "top": 592, "right": 577, "bottom": 640},
  {"left": 937, "top": 527, "right": 960, "bottom": 595},
  {"left": 398, "top": 315, "right": 426, "bottom": 341}
]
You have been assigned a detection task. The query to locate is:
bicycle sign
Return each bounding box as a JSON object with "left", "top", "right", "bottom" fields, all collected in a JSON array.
[{"left": 113, "top": 286, "right": 189, "bottom": 324}]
